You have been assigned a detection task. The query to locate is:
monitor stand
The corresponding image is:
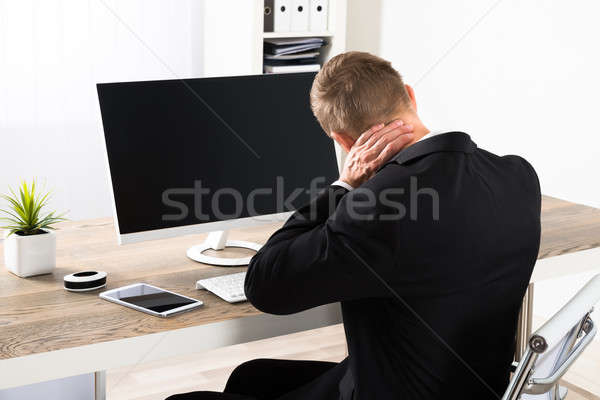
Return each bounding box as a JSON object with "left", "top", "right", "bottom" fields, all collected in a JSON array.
[{"left": 186, "top": 230, "right": 262, "bottom": 266}]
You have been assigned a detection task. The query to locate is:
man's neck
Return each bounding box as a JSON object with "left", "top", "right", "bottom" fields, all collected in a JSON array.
[
  {"left": 396, "top": 114, "right": 430, "bottom": 146},
  {"left": 411, "top": 126, "right": 431, "bottom": 145}
]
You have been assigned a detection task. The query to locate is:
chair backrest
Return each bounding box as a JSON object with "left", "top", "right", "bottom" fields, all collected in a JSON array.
[{"left": 502, "top": 273, "right": 600, "bottom": 400}]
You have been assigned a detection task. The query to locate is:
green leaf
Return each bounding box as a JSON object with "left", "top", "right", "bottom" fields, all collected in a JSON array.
[
  {"left": 1, "top": 226, "right": 23, "bottom": 235},
  {"left": 2, "top": 195, "right": 26, "bottom": 220},
  {"left": 0, "top": 209, "right": 24, "bottom": 224},
  {"left": 0, "top": 218, "right": 21, "bottom": 227},
  {"left": 0, "top": 179, "right": 68, "bottom": 234}
]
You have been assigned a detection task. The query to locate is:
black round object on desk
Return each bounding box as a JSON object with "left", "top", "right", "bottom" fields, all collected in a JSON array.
[{"left": 63, "top": 271, "right": 107, "bottom": 292}]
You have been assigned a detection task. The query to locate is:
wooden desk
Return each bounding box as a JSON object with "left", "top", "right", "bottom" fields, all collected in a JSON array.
[
  {"left": 0, "top": 220, "right": 343, "bottom": 394},
  {"left": 538, "top": 196, "right": 600, "bottom": 259},
  {"left": 0, "top": 195, "right": 599, "bottom": 393}
]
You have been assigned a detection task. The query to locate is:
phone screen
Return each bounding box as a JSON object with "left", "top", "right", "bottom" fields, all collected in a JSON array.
[{"left": 105, "top": 284, "right": 197, "bottom": 313}]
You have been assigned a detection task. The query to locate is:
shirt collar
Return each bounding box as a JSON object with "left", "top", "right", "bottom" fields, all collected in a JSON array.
[{"left": 416, "top": 129, "right": 445, "bottom": 143}]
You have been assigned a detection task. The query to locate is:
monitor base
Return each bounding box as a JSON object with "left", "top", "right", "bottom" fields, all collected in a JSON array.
[{"left": 186, "top": 230, "right": 262, "bottom": 267}]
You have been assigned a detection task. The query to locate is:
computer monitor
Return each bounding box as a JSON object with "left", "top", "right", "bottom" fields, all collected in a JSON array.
[{"left": 97, "top": 72, "right": 340, "bottom": 266}]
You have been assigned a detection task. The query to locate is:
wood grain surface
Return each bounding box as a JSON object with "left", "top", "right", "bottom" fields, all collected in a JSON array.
[
  {"left": 0, "top": 195, "right": 598, "bottom": 360},
  {"left": 539, "top": 196, "right": 600, "bottom": 259}
]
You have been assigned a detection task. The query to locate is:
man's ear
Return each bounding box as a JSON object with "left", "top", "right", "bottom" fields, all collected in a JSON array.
[
  {"left": 330, "top": 131, "right": 356, "bottom": 153},
  {"left": 405, "top": 84, "right": 417, "bottom": 111}
]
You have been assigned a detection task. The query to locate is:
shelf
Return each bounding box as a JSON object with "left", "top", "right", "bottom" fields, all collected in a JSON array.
[{"left": 263, "top": 31, "right": 334, "bottom": 39}]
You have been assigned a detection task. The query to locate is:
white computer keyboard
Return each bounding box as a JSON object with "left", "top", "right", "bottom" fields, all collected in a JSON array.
[{"left": 196, "top": 272, "right": 247, "bottom": 303}]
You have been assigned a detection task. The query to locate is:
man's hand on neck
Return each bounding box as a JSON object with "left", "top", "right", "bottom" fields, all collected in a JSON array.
[{"left": 337, "top": 120, "right": 414, "bottom": 189}]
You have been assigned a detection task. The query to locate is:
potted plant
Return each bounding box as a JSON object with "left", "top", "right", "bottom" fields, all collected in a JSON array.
[{"left": 1, "top": 180, "right": 66, "bottom": 277}]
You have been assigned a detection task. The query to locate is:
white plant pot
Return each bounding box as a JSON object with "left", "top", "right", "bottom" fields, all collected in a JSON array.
[{"left": 3, "top": 230, "right": 56, "bottom": 277}]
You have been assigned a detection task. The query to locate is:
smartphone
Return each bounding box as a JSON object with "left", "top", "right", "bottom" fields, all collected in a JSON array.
[{"left": 100, "top": 283, "right": 203, "bottom": 317}]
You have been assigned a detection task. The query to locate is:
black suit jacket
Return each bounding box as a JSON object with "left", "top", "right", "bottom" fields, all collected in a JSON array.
[{"left": 245, "top": 132, "right": 541, "bottom": 400}]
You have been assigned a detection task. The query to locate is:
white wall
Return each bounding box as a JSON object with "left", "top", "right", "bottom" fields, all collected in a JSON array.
[
  {"left": 0, "top": 2, "right": 203, "bottom": 398},
  {"left": 0, "top": 0, "right": 201, "bottom": 220},
  {"left": 2, "top": 1, "right": 598, "bottom": 218},
  {"left": 348, "top": 0, "right": 600, "bottom": 207}
]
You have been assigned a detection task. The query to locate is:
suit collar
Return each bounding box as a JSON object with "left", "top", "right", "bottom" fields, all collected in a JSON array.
[{"left": 381, "top": 131, "right": 476, "bottom": 169}]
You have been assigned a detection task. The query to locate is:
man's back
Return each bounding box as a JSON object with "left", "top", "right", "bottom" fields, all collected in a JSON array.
[
  {"left": 335, "top": 132, "right": 541, "bottom": 399},
  {"left": 246, "top": 132, "right": 541, "bottom": 399}
]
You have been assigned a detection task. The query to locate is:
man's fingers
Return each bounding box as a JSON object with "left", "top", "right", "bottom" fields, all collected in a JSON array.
[
  {"left": 363, "top": 120, "right": 403, "bottom": 146},
  {"left": 374, "top": 134, "right": 414, "bottom": 164},
  {"left": 368, "top": 127, "right": 413, "bottom": 155},
  {"left": 355, "top": 123, "right": 385, "bottom": 146},
  {"left": 364, "top": 120, "right": 412, "bottom": 148},
  {"left": 355, "top": 119, "right": 411, "bottom": 148},
  {"left": 341, "top": 120, "right": 414, "bottom": 187},
  {"left": 369, "top": 132, "right": 413, "bottom": 164}
]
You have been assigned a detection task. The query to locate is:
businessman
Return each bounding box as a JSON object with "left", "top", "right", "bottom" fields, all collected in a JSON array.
[{"left": 168, "top": 52, "right": 541, "bottom": 399}]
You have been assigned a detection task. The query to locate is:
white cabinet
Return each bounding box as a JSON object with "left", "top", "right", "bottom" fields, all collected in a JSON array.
[
  {"left": 197, "top": 0, "right": 264, "bottom": 77},
  {"left": 194, "top": 0, "right": 347, "bottom": 77}
]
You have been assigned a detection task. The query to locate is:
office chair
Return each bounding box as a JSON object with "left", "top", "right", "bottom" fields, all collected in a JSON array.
[{"left": 502, "top": 273, "right": 600, "bottom": 400}]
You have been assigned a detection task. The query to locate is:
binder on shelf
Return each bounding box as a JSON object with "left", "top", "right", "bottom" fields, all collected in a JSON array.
[
  {"left": 309, "top": 0, "right": 328, "bottom": 32},
  {"left": 291, "top": 0, "right": 309, "bottom": 31},
  {"left": 262, "top": 37, "right": 325, "bottom": 74},
  {"left": 264, "top": 64, "right": 320, "bottom": 74},
  {"left": 265, "top": 43, "right": 323, "bottom": 55},
  {"left": 264, "top": 51, "right": 320, "bottom": 61},
  {"left": 264, "top": 0, "right": 292, "bottom": 33},
  {"left": 264, "top": 1, "right": 274, "bottom": 32},
  {"left": 264, "top": 37, "right": 325, "bottom": 55}
]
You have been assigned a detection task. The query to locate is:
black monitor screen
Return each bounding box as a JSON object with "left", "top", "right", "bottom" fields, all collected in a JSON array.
[{"left": 97, "top": 73, "right": 339, "bottom": 235}]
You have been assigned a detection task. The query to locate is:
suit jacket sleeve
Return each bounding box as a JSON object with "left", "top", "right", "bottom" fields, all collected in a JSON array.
[{"left": 244, "top": 184, "right": 393, "bottom": 315}]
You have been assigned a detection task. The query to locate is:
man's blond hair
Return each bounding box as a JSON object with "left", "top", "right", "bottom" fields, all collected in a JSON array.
[{"left": 310, "top": 51, "right": 411, "bottom": 137}]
